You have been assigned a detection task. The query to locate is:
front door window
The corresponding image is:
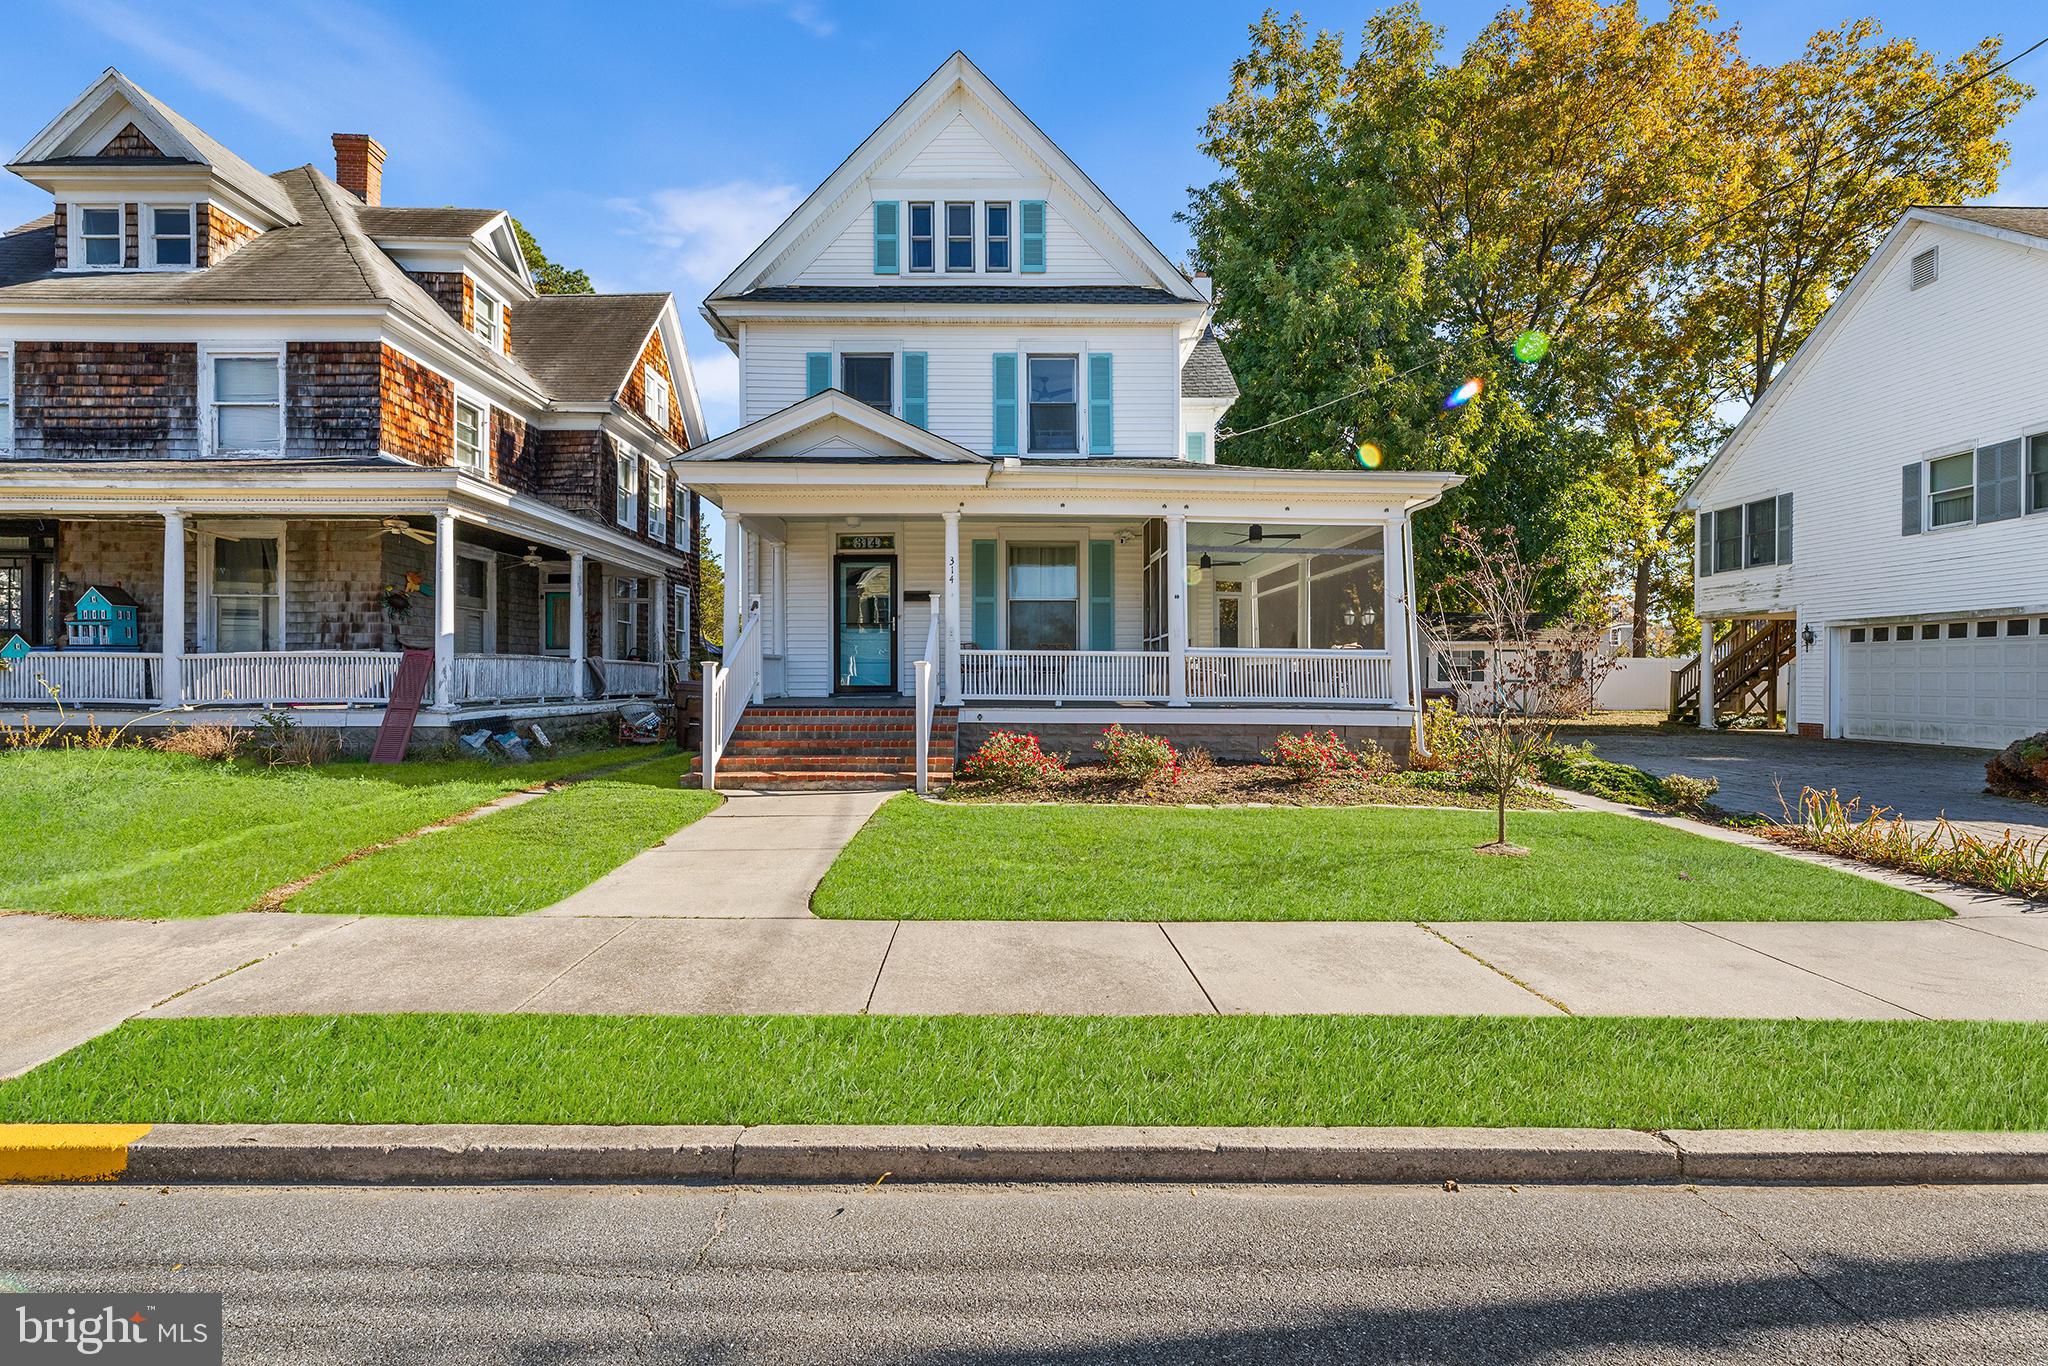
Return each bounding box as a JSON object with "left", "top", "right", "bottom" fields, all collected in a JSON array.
[
  {"left": 1007, "top": 544, "right": 1078, "bottom": 649},
  {"left": 835, "top": 557, "right": 895, "bottom": 690},
  {"left": 211, "top": 535, "right": 280, "bottom": 651}
]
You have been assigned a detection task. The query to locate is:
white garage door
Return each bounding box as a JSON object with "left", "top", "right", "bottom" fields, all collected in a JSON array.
[{"left": 1841, "top": 617, "right": 2048, "bottom": 748}]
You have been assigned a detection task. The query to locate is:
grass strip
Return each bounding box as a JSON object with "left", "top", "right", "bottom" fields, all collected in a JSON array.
[
  {"left": 0, "top": 745, "right": 651, "bottom": 919},
  {"left": 2, "top": 1014, "right": 2040, "bottom": 1130},
  {"left": 812, "top": 798, "right": 1943, "bottom": 922},
  {"left": 287, "top": 754, "right": 717, "bottom": 916}
]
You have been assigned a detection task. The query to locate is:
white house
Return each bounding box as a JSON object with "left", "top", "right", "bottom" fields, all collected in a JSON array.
[
  {"left": 1681, "top": 205, "right": 2048, "bottom": 748},
  {"left": 677, "top": 53, "right": 1460, "bottom": 788}
]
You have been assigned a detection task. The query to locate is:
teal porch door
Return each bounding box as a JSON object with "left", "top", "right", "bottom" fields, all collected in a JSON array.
[{"left": 834, "top": 556, "right": 897, "bottom": 692}]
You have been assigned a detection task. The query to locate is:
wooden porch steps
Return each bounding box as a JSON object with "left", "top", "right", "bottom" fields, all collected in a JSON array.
[
  {"left": 689, "top": 700, "right": 958, "bottom": 792},
  {"left": 1669, "top": 619, "right": 1798, "bottom": 726}
]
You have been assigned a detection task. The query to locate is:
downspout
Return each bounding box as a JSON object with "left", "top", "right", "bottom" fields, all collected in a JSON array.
[{"left": 1402, "top": 486, "right": 1450, "bottom": 758}]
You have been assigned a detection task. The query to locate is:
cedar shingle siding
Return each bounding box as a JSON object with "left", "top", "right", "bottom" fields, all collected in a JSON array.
[
  {"left": 379, "top": 344, "right": 454, "bottom": 464},
  {"left": 621, "top": 330, "right": 690, "bottom": 446},
  {"left": 102, "top": 123, "right": 168, "bottom": 158},
  {"left": 11, "top": 341, "right": 200, "bottom": 458},
  {"left": 286, "top": 342, "right": 380, "bottom": 457}
]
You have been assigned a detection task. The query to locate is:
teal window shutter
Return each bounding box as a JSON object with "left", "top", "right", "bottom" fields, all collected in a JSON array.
[
  {"left": 1185, "top": 431, "right": 1206, "bottom": 462},
  {"left": 971, "top": 540, "right": 997, "bottom": 648},
  {"left": 902, "top": 352, "right": 928, "bottom": 428},
  {"left": 1019, "top": 200, "right": 1046, "bottom": 273},
  {"left": 991, "top": 353, "right": 1018, "bottom": 455},
  {"left": 873, "top": 201, "right": 900, "bottom": 275},
  {"left": 1087, "top": 353, "right": 1113, "bottom": 454},
  {"left": 805, "top": 352, "right": 831, "bottom": 398},
  {"left": 1088, "top": 540, "right": 1115, "bottom": 649}
]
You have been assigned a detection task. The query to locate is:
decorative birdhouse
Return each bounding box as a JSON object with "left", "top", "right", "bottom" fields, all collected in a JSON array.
[{"left": 65, "top": 585, "right": 141, "bottom": 651}]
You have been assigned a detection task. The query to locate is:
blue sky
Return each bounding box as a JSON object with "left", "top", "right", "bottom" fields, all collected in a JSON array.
[{"left": 2, "top": 0, "right": 2043, "bottom": 444}]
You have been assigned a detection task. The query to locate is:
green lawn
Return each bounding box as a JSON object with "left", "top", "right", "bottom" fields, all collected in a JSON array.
[
  {"left": 0, "top": 745, "right": 655, "bottom": 919},
  {"left": 287, "top": 753, "right": 717, "bottom": 916},
  {"left": 812, "top": 798, "right": 1943, "bottom": 921},
  {"left": 3, "top": 1014, "right": 2040, "bottom": 1130}
]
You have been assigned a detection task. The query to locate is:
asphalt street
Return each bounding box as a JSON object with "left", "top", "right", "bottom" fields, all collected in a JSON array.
[{"left": 5, "top": 1182, "right": 2047, "bottom": 1363}]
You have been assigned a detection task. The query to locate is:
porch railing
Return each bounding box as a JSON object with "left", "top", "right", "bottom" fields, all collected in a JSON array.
[
  {"left": 1184, "top": 649, "right": 1395, "bottom": 704},
  {"left": 181, "top": 651, "right": 404, "bottom": 706},
  {"left": 0, "top": 651, "right": 159, "bottom": 706},
  {"left": 598, "top": 658, "right": 665, "bottom": 698},
  {"left": 453, "top": 654, "right": 582, "bottom": 705},
  {"left": 958, "top": 649, "right": 1170, "bottom": 702},
  {"left": 701, "top": 599, "right": 764, "bottom": 790}
]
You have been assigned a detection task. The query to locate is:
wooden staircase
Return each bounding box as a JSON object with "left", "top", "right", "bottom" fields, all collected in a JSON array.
[
  {"left": 1669, "top": 618, "right": 1797, "bottom": 726},
  {"left": 687, "top": 700, "right": 957, "bottom": 791}
]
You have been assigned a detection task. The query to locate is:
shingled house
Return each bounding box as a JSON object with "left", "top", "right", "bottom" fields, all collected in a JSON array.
[{"left": 0, "top": 69, "right": 704, "bottom": 743}]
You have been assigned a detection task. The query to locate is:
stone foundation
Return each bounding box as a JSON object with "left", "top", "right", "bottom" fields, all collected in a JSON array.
[{"left": 957, "top": 718, "right": 1414, "bottom": 767}]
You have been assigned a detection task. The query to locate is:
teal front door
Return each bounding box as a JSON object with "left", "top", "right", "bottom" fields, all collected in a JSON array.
[{"left": 834, "top": 556, "right": 897, "bottom": 692}]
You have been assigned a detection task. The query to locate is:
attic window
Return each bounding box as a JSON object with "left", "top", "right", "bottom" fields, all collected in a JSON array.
[
  {"left": 79, "top": 207, "right": 122, "bottom": 268},
  {"left": 149, "top": 206, "right": 192, "bottom": 268},
  {"left": 1911, "top": 247, "right": 1938, "bottom": 290},
  {"left": 643, "top": 365, "right": 671, "bottom": 430},
  {"left": 472, "top": 285, "right": 503, "bottom": 349}
]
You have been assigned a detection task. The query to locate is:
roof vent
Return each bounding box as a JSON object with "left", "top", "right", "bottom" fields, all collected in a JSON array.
[{"left": 1910, "top": 246, "right": 1938, "bottom": 290}]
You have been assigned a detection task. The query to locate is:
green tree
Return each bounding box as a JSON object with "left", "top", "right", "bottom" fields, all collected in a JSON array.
[
  {"left": 510, "top": 218, "right": 594, "bottom": 295},
  {"left": 696, "top": 526, "right": 725, "bottom": 649}
]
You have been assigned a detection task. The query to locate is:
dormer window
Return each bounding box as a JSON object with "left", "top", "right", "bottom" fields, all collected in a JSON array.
[
  {"left": 471, "top": 285, "right": 503, "bottom": 349},
  {"left": 79, "top": 207, "right": 122, "bottom": 268},
  {"left": 149, "top": 206, "right": 192, "bottom": 267},
  {"left": 643, "top": 365, "right": 671, "bottom": 430},
  {"left": 453, "top": 395, "right": 486, "bottom": 473}
]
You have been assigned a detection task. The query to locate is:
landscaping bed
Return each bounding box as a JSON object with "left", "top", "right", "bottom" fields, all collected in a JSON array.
[
  {"left": 942, "top": 763, "right": 1558, "bottom": 809},
  {"left": 3, "top": 1014, "right": 2039, "bottom": 1130},
  {"left": 812, "top": 797, "right": 1943, "bottom": 921}
]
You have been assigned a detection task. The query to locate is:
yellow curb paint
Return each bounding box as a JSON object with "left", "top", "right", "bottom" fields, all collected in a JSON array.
[{"left": 0, "top": 1124, "right": 153, "bottom": 1182}]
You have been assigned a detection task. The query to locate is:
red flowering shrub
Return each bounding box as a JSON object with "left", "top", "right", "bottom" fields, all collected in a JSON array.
[
  {"left": 1262, "top": 730, "right": 1395, "bottom": 783},
  {"left": 959, "top": 730, "right": 1065, "bottom": 789},
  {"left": 1094, "top": 723, "right": 1181, "bottom": 784}
]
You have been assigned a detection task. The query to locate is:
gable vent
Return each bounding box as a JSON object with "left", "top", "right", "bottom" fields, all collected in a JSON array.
[{"left": 1910, "top": 246, "right": 1938, "bottom": 290}]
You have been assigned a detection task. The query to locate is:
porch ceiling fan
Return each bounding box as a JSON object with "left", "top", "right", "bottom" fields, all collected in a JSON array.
[
  {"left": 518, "top": 545, "right": 545, "bottom": 569},
  {"left": 366, "top": 518, "right": 435, "bottom": 546}
]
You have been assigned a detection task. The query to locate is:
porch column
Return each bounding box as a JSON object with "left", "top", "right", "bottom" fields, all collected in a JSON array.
[
  {"left": 158, "top": 509, "right": 185, "bottom": 707},
  {"left": 723, "top": 513, "right": 745, "bottom": 646},
  {"left": 1384, "top": 518, "right": 1414, "bottom": 710},
  {"left": 1166, "top": 513, "right": 1189, "bottom": 706},
  {"left": 942, "top": 510, "right": 961, "bottom": 705},
  {"left": 652, "top": 571, "right": 668, "bottom": 666},
  {"left": 432, "top": 510, "right": 458, "bottom": 710},
  {"left": 568, "top": 551, "right": 588, "bottom": 700},
  {"left": 1698, "top": 618, "right": 1717, "bottom": 730}
]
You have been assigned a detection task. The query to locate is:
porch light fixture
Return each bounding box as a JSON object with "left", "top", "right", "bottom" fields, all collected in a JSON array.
[
  {"left": 1801, "top": 624, "right": 1817, "bottom": 651},
  {"left": 1199, "top": 553, "right": 1212, "bottom": 570},
  {"left": 1248, "top": 525, "right": 1263, "bottom": 542}
]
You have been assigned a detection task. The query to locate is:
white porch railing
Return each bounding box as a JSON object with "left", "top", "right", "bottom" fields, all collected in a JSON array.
[
  {"left": 0, "top": 651, "right": 159, "bottom": 706},
  {"left": 453, "top": 654, "right": 582, "bottom": 704},
  {"left": 700, "top": 600, "right": 764, "bottom": 790},
  {"left": 596, "top": 658, "right": 665, "bottom": 698},
  {"left": 181, "top": 651, "right": 403, "bottom": 706},
  {"left": 1184, "top": 649, "right": 1396, "bottom": 704},
  {"left": 914, "top": 610, "right": 942, "bottom": 794},
  {"left": 958, "top": 649, "right": 1170, "bottom": 702}
]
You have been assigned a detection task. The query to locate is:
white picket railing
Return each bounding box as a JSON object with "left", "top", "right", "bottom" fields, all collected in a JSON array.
[
  {"left": 700, "top": 601, "right": 764, "bottom": 790},
  {"left": 1184, "top": 649, "right": 1396, "bottom": 704},
  {"left": 180, "top": 652, "right": 403, "bottom": 706},
  {"left": 0, "top": 651, "right": 158, "bottom": 705},
  {"left": 453, "top": 654, "right": 582, "bottom": 704},
  {"left": 958, "top": 649, "right": 1170, "bottom": 702},
  {"left": 598, "top": 658, "right": 665, "bottom": 697},
  {"left": 914, "top": 610, "right": 942, "bottom": 794}
]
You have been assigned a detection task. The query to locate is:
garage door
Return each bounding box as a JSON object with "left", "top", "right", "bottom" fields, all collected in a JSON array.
[{"left": 1841, "top": 617, "right": 2048, "bottom": 748}]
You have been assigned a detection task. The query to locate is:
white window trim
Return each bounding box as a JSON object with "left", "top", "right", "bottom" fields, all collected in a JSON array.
[
  {"left": 0, "top": 344, "right": 12, "bottom": 455},
  {"left": 944, "top": 201, "right": 976, "bottom": 272},
  {"left": 672, "top": 583, "right": 692, "bottom": 659},
  {"left": 984, "top": 200, "right": 1013, "bottom": 273},
  {"left": 1925, "top": 450, "right": 1975, "bottom": 532},
  {"left": 838, "top": 348, "right": 901, "bottom": 418},
  {"left": 1023, "top": 352, "right": 1082, "bottom": 457},
  {"left": 609, "top": 573, "right": 650, "bottom": 659},
  {"left": 196, "top": 520, "right": 288, "bottom": 653},
  {"left": 451, "top": 388, "right": 489, "bottom": 475},
  {"left": 453, "top": 545, "right": 498, "bottom": 652},
  {"left": 907, "top": 201, "right": 936, "bottom": 273},
  {"left": 2023, "top": 427, "right": 2048, "bottom": 517},
  {"left": 642, "top": 365, "right": 671, "bottom": 430},
  {"left": 645, "top": 460, "right": 667, "bottom": 540},
  {"left": 70, "top": 203, "right": 125, "bottom": 272},
  {"left": 146, "top": 203, "right": 197, "bottom": 271},
  {"left": 471, "top": 281, "right": 504, "bottom": 350},
  {"left": 615, "top": 447, "right": 640, "bottom": 529},
  {"left": 199, "top": 343, "right": 287, "bottom": 457}
]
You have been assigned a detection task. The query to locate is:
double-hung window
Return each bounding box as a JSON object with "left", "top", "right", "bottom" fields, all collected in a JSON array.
[
  {"left": 1928, "top": 451, "right": 1974, "bottom": 528},
  {"left": 453, "top": 395, "right": 486, "bottom": 473},
  {"left": 642, "top": 365, "right": 670, "bottom": 429},
  {"left": 210, "top": 533, "right": 282, "bottom": 651},
  {"left": 472, "top": 285, "right": 503, "bottom": 349},
  {"left": 672, "top": 584, "right": 693, "bottom": 660},
  {"left": 945, "top": 202, "right": 974, "bottom": 271},
  {"left": 209, "top": 353, "right": 283, "bottom": 455},
  {"left": 1007, "top": 544, "right": 1079, "bottom": 650},
  {"left": 2028, "top": 433, "right": 2048, "bottom": 514},
  {"left": 149, "top": 206, "right": 192, "bottom": 267},
  {"left": 78, "top": 207, "right": 122, "bottom": 268},
  {"left": 646, "top": 464, "right": 667, "bottom": 539},
  {"left": 0, "top": 348, "right": 11, "bottom": 454},
  {"left": 1026, "top": 355, "right": 1079, "bottom": 453},
  {"left": 908, "top": 202, "right": 935, "bottom": 272},
  {"left": 1744, "top": 497, "right": 1777, "bottom": 567},
  {"left": 985, "top": 202, "right": 1011, "bottom": 271},
  {"left": 615, "top": 449, "right": 639, "bottom": 528},
  {"left": 841, "top": 354, "right": 893, "bottom": 413},
  {"left": 611, "top": 576, "right": 648, "bottom": 657},
  {"left": 1712, "top": 507, "right": 1743, "bottom": 574}
]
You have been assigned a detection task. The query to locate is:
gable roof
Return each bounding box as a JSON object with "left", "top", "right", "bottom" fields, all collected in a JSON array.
[
  {"left": 511, "top": 293, "right": 671, "bottom": 403},
  {"left": 679, "top": 389, "right": 988, "bottom": 465},
  {"left": 1181, "top": 329, "right": 1239, "bottom": 401},
  {"left": 706, "top": 51, "right": 1202, "bottom": 310},
  {"left": 355, "top": 207, "right": 505, "bottom": 239},
  {"left": 8, "top": 69, "right": 298, "bottom": 224}
]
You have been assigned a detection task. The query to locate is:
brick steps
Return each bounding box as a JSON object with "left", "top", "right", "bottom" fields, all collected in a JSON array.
[{"left": 690, "top": 701, "right": 957, "bottom": 792}]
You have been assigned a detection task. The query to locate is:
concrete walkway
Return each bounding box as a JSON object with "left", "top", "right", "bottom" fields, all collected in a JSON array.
[{"left": 537, "top": 790, "right": 892, "bottom": 918}]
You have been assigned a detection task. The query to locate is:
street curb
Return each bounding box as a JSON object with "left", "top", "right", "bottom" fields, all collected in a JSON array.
[{"left": 6, "top": 1124, "right": 2048, "bottom": 1185}]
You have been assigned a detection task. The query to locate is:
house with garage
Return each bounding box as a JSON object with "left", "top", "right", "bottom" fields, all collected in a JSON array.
[
  {"left": 679, "top": 52, "right": 1460, "bottom": 789},
  {"left": 1678, "top": 205, "right": 2048, "bottom": 748},
  {"left": 0, "top": 69, "right": 705, "bottom": 748}
]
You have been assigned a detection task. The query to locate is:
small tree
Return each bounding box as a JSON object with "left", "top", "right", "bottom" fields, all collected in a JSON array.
[{"left": 1427, "top": 525, "right": 1592, "bottom": 855}]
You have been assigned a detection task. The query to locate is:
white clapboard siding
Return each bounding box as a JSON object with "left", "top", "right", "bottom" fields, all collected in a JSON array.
[
  {"left": 1691, "top": 218, "right": 2048, "bottom": 727},
  {"left": 898, "top": 112, "right": 1025, "bottom": 178},
  {"left": 743, "top": 323, "right": 1180, "bottom": 457}
]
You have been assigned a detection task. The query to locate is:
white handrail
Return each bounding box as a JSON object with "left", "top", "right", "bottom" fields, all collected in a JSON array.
[
  {"left": 914, "top": 608, "right": 942, "bottom": 794},
  {"left": 701, "top": 598, "right": 763, "bottom": 791},
  {"left": 0, "top": 651, "right": 159, "bottom": 706},
  {"left": 958, "top": 649, "right": 1170, "bottom": 702}
]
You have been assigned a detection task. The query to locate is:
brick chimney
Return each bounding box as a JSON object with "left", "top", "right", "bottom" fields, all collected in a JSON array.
[{"left": 331, "top": 133, "right": 386, "bottom": 206}]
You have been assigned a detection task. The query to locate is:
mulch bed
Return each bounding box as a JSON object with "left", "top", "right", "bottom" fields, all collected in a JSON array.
[{"left": 941, "top": 762, "right": 1560, "bottom": 809}]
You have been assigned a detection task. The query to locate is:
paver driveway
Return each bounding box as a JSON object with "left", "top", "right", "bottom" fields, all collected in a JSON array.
[{"left": 1581, "top": 729, "right": 2048, "bottom": 840}]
